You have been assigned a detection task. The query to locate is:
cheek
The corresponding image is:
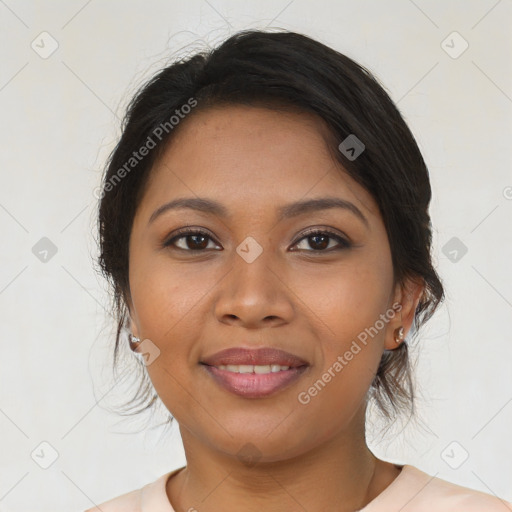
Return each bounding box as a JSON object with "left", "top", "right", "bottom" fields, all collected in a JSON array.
[
  {"left": 292, "top": 247, "right": 393, "bottom": 401},
  {"left": 128, "top": 249, "right": 218, "bottom": 401},
  {"left": 129, "top": 248, "right": 210, "bottom": 337},
  {"left": 294, "top": 267, "right": 390, "bottom": 442},
  {"left": 294, "top": 250, "right": 393, "bottom": 346}
]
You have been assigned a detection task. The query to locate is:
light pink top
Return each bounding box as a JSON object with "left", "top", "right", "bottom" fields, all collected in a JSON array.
[{"left": 85, "top": 464, "right": 512, "bottom": 511}]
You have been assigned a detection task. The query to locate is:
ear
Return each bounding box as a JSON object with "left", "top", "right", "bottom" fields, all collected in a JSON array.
[
  {"left": 128, "top": 316, "right": 139, "bottom": 338},
  {"left": 384, "top": 276, "right": 424, "bottom": 351},
  {"left": 127, "top": 315, "right": 141, "bottom": 353},
  {"left": 125, "top": 294, "right": 140, "bottom": 351}
]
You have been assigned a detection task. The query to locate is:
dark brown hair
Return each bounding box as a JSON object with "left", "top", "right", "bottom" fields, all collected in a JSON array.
[{"left": 96, "top": 28, "right": 445, "bottom": 431}]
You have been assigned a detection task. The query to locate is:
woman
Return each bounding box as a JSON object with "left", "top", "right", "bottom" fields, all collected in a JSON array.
[{"left": 87, "top": 29, "right": 511, "bottom": 511}]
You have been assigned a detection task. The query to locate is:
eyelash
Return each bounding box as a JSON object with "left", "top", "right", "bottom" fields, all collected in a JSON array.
[{"left": 162, "top": 227, "right": 351, "bottom": 253}]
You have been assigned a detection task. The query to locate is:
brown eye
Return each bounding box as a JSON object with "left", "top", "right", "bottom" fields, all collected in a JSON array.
[
  {"left": 163, "top": 229, "right": 221, "bottom": 251},
  {"left": 307, "top": 233, "right": 330, "bottom": 250},
  {"left": 181, "top": 233, "right": 210, "bottom": 250},
  {"left": 292, "top": 229, "right": 351, "bottom": 252}
]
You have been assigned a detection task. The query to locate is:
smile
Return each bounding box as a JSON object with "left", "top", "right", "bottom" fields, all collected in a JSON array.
[
  {"left": 201, "top": 363, "right": 309, "bottom": 398},
  {"left": 213, "top": 364, "right": 291, "bottom": 373}
]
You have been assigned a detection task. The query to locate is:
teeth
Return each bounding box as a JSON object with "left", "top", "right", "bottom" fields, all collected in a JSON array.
[{"left": 216, "top": 364, "right": 291, "bottom": 374}]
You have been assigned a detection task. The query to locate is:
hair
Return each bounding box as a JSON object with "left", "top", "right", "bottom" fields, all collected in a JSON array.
[{"left": 96, "top": 28, "right": 445, "bottom": 432}]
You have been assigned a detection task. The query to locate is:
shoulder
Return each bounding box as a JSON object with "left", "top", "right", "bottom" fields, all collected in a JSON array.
[
  {"left": 392, "top": 465, "right": 512, "bottom": 511},
  {"left": 422, "top": 472, "right": 512, "bottom": 511},
  {"left": 83, "top": 467, "right": 183, "bottom": 512},
  {"left": 84, "top": 487, "right": 141, "bottom": 512}
]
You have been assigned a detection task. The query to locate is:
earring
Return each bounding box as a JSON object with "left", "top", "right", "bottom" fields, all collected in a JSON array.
[
  {"left": 394, "top": 326, "right": 405, "bottom": 344},
  {"left": 130, "top": 334, "right": 141, "bottom": 343}
]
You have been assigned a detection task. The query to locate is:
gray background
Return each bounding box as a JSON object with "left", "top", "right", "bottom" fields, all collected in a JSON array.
[{"left": 0, "top": 1, "right": 511, "bottom": 510}]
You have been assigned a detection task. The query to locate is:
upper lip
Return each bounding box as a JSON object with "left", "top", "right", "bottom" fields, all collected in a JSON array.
[{"left": 201, "top": 347, "right": 309, "bottom": 367}]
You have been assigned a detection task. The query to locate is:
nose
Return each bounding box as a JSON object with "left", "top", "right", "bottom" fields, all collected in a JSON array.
[{"left": 213, "top": 245, "right": 294, "bottom": 329}]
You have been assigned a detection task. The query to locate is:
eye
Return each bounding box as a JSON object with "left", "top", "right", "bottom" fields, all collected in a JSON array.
[
  {"left": 163, "top": 228, "right": 221, "bottom": 251},
  {"left": 291, "top": 229, "right": 351, "bottom": 252},
  {"left": 162, "top": 227, "right": 351, "bottom": 253}
]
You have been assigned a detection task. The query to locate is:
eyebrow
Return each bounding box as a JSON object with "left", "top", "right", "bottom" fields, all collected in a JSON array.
[{"left": 148, "top": 196, "right": 369, "bottom": 228}]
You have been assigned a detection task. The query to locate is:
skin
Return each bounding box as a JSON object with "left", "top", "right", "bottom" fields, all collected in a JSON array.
[{"left": 127, "top": 104, "right": 424, "bottom": 512}]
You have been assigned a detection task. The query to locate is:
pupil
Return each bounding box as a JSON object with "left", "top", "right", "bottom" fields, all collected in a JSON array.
[
  {"left": 310, "top": 234, "right": 328, "bottom": 250},
  {"left": 188, "top": 235, "right": 208, "bottom": 250}
]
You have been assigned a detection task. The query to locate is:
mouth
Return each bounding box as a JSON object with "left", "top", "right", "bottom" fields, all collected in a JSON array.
[
  {"left": 200, "top": 363, "right": 309, "bottom": 398},
  {"left": 199, "top": 347, "right": 309, "bottom": 398},
  {"left": 206, "top": 363, "right": 298, "bottom": 373},
  {"left": 200, "top": 346, "right": 309, "bottom": 368}
]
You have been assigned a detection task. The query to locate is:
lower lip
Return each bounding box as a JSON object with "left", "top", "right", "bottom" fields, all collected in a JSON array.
[{"left": 201, "top": 364, "right": 309, "bottom": 398}]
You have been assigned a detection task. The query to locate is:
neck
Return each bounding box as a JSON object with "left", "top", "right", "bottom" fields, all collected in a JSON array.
[{"left": 167, "top": 412, "right": 395, "bottom": 512}]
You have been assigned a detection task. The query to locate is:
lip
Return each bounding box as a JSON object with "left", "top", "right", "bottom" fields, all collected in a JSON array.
[
  {"left": 200, "top": 347, "right": 309, "bottom": 367},
  {"left": 200, "top": 347, "right": 309, "bottom": 399},
  {"left": 201, "top": 364, "right": 309, "bottom": 398}
]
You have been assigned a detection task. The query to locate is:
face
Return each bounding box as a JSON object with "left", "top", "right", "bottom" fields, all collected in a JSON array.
[{"left": 127, "top": 105, "right": 415, "bottom": 462}]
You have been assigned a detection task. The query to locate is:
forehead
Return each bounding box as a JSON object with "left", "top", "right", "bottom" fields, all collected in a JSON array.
[{"left": 137, "top": 104, "right": 380, "bottom": 223}]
